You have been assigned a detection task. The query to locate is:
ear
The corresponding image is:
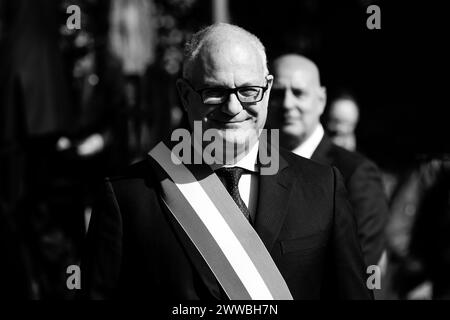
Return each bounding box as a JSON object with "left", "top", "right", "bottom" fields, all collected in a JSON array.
[
  {"left": 266, "top": 74, "right": 274, "bottom": 90},
  {"left": 317, "top": 86, "right": 327, "bottom": 116},
  {"left": 176, "top": 78, "right": 191, "bottom": 111},
  {"left": 265, "top": 74, "right": 274, "bottom": 100}
]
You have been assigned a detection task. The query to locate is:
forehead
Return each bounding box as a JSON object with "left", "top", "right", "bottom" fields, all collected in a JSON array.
[
  {"left": 191, "top": 40, "right": 265, "bottom": 86},
  {"left": 273, "top": 57, "right": 319, "bottom": 89},
  {"left": 330, "top": 99, "right": 359, "bottom": 120},
  {"left": 274, "top": 67, "right": 313, "bottom": 89}
]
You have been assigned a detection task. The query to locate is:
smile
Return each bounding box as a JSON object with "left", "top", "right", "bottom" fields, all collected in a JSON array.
[
  {"left": 283, "top": 117, "right": 301, "bottom": 124},
  {"left": 209, "top": 118, "right": 252, "bottom": 128}
]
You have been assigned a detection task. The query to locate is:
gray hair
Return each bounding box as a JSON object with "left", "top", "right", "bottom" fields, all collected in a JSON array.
[{"left": 182, "top": 23, "right": 268, "bottom": 80}]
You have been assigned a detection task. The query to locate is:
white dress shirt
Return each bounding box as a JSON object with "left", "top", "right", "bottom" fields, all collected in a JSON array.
[{"left": 292, "top": 124, "right": 324, "bottom": 159}]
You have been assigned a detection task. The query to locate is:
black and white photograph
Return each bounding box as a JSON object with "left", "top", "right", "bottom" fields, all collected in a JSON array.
[{"left": 0, "top": 0, "right": 448, "bottom": 313}]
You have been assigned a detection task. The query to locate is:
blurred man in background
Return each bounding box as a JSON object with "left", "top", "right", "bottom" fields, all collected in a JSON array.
[
  {"left": 385, "top": 157, "right": 450, "bottom": 299},
  {"left": 268, "top": 54, "right": 388, "bottom": 268},
  {"left": 325, "top": 92, "right": 359, "bottom": 152}
]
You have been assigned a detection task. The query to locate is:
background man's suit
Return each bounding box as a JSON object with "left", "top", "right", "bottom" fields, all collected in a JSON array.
[
  {"left": 311, "top": 135, "right": 388, "bottom": 267},
  {"left": 82, "top": 147, "right": 373, "bottom": 299}
]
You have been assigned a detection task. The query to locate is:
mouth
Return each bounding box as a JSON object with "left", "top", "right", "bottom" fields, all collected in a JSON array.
[
  {"left": 209, "top": 118, "right": 253, "bottom": 129},
  {"left": 283, "top": 117, "right": 301, "bottom": 125}
]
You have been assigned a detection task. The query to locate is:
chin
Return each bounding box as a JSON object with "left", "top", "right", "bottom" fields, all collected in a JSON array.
[
  {"left": 206, "top": 129, "right": 257, "bottom": 164},
  {"left": 220, "top": 128, "right": 257, "bottom": 146},
  {"left": 280, "top": 130, "right": 304, "bottom": 151},
  {"left": 282, "top": 125, "right": 304, "bottom": 139}
]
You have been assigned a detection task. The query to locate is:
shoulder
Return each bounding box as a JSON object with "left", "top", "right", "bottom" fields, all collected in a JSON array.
[
  {"left": 327, "top": 144, "right": 379, "bottom": 179},
  {"left": 106, "top": 156, "right": 160, "bottom": 195},
  {"left": 279, "top": 147, "right": 337, "bottom": 185},
  {"left": 329, "top": 144, "right": 364, "bottom": 167},
  {"left": 280, "top": 147, "right": 329, "bottom": 169}
]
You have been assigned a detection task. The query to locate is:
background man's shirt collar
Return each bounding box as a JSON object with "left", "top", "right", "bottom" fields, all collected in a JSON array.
[{"left": 292, "top": 124, "right": 324, "bottom": 159}]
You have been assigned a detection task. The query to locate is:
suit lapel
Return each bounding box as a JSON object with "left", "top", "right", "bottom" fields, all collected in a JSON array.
[
  {"left": 311, "top": 135, "right": 333, "bottom": 164},
  {"left": 254, "top": 149, "right": 297, "bottom": 252}
]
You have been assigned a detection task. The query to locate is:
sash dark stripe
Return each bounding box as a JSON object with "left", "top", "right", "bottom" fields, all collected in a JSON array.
[{"left": 159, "top": 178, "right": 251, "bottom": 300}]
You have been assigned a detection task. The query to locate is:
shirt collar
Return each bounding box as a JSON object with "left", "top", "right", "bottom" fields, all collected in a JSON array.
[
  {"left": 292, "top": 124, "right": 324, "bottom": 159},
  {"left": 211, "top": 141, "right": 260, "bottom": 173}
]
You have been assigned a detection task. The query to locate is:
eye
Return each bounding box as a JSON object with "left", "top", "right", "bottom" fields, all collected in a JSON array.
[
  {"left": 203, "top": 88, "right": 226, "bottom": 98},
  {"left": 203, "top": 97, "right": 224, "bottom": 104},
  {"left": 291, "top": 88, "right": 304, "bottom": 98},
  {"left": 238, "top": 87, "right": 260, "bottom": 97},
  {"left": 202, "top": 88, "right": 227, "bottom": 104}
]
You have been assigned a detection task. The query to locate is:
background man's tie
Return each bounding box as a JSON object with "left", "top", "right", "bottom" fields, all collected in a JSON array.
[{"left": 216, "top": 167, "right": 252, "bottom": 224}]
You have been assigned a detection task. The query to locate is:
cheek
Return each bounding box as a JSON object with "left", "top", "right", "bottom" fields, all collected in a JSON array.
[
  {"left": 249, "top": 104, "right": 268, "bottom": 130},
  {"left": 186, "top": 103, "right": 214, "bottom": 122},
  {"left": 303, "top": 100, "right": 322, "bottom": 117},
  {"left": 302, "top": 110, "right": 321, "bottom": 128},
  {"left": 258, "top": 108, "right": 268, "bottom": 129}
]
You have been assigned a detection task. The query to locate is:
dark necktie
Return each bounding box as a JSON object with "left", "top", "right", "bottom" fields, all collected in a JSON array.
[{"left": 216, "top": 167, "right": 252, "bottom": 224}]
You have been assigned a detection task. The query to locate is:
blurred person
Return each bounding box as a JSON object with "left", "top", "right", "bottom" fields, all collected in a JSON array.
[
  {"left": 267, "top": 54, "right": 388, "bottom": 268},
  {"left": 58, "top": 26, "right": 129, "bottom": 238},
  {"left": 108, "top": 0, "right": 166, "bottom": 163},
  {"left": 82, "top": 23, "right": 371, "bottom": 300},
  {"left": 408, "top": 158, "right": 450, "bottom": 299},
  {"left": 325, "top": 92, "right": 360, "bottom": 152},
  {"left": 386, "top": 157, "right": 450, "bottom": 299},
  {"left": 58, "top": 0, "right": 130, "bottom": 170},
  {"left": 0, "top": 0, "right": 72, "bottom": 207},
  {"left": 0, "top": 0, "right": 76, "bottom": 299}
]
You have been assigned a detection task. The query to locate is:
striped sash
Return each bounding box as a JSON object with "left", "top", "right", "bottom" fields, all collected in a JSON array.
[{"left": 149, "top": 142, "right": 293, "bottom": 300}]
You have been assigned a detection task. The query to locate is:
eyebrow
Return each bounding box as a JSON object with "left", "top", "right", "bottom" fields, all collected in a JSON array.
[
  {"left": 200, "top": 80, "right": 265, "bottom": 89},
  {"left": 272, "top": 83, "right": 304, "bottom": 90},
  {"left": 240, "top": 77, "right": 267, "bottom": 86}
]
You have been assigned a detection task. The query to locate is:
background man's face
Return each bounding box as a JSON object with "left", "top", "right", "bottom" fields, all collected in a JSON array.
[
  {"left": 269, "top": 63, "right": 325, "bottom": 149},
  {"left": 326, "top": 98, "right": 359, "bottom": 151},
  {"left": 327, "top": 98, "right": 359, "bottom": 137},
  {"left": 179, "top": 40, "right": 272, "bottom": 153}
]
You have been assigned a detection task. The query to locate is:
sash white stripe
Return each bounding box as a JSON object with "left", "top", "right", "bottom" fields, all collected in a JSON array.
[{"left": 150, "top": 142, "right": 274, "bottom": 300}]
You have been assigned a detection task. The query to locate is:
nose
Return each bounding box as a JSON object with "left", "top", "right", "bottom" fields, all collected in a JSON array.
[
  {"left": 220, "top": 92, "right": 243, "bottom": 116},
  {"left": 282, "top": 89, "right": 296, "bottom": 110}
]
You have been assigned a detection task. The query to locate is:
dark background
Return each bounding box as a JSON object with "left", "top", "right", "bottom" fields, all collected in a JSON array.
[
  {"left": 0, "top": 0, "right": 448, "bottom": 300},
  {"left": 232, "top": 0, "right": 447, "bottom": 170}
]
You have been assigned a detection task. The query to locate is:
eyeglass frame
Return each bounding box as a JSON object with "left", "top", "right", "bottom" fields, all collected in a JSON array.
[{"left": 182, "top": 75, "right": 272, "bottom": 105}]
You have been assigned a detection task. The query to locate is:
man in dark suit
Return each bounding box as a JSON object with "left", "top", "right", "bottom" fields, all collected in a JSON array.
[
  {"left": 268, "top": 54, "right": 388, "bottom": 268},
  {"left": 82, "top": 24, "right": 372, "bottom": 300}
]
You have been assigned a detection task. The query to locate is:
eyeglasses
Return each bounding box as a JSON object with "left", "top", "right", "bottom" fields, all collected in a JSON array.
[{"left": 184, "top": 77, "right": 271, "bottom": 105}]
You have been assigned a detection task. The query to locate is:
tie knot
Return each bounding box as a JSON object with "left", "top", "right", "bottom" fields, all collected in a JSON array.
[{"left": 216, "top": 167, "right": 245, "bottom": 186}]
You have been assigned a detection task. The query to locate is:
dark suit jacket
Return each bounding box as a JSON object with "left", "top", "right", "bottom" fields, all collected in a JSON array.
[
  {"left": 82, "top": 147, "right": 372, "bottom": 300},
  {"left": 311, "top": 135, "right": 388, "bottom": 267}
]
